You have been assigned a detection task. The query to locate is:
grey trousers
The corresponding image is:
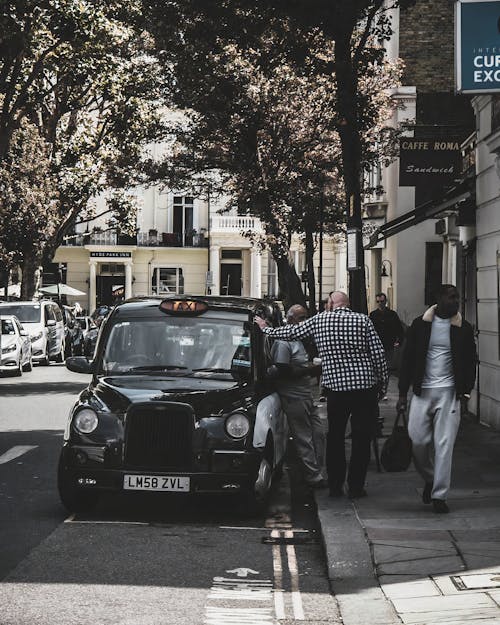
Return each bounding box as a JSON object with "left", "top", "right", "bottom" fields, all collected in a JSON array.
[
  {"left": 280, "top": 395, "right": 324, "bottom": 483},
  {"left": 408, "top": 387, "right": 460, "bottom": 500}
]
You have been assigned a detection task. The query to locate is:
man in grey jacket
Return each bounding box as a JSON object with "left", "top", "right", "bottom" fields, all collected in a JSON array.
[{"left": 267, "top": 304, "right": 326, "bottom": 488}]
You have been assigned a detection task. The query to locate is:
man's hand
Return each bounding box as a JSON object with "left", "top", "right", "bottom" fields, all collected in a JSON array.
[
  {"left": 396, "top": 395, "right": 407, "bottom": 413},
  {"left": 254, "top": 315, "right": 269, "bottom": 330}
]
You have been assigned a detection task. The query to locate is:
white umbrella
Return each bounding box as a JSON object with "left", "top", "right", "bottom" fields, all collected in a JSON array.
[{"left": 40, "top": 284, "right": 86, "bottom": 296}]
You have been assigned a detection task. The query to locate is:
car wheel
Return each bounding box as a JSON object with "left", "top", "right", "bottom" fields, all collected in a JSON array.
[{"left": 57, "top": 455, "right": 100, "bottom": 513}]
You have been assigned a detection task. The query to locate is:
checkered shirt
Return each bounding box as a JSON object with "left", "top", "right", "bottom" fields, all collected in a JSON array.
[{"left": 262, "top": 307, "right": 388, "bottom": 392}]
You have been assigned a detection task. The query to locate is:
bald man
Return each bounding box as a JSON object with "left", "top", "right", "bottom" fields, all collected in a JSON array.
[{"left": 256, "top": 291, "right": 387, "bottom": 498}]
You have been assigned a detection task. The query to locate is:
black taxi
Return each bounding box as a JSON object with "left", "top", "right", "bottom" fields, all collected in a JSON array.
[{"left": 59, "top": 295, "right": 286, "bottom": 513}]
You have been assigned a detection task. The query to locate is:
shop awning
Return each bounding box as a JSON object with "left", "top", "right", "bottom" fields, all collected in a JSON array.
[{"left": 366, "top": 178, "right": 475, "bottom": 248}]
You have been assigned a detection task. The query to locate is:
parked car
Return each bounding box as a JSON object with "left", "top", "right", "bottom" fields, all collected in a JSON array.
[
  {"left": 0, "top": 315, "right": 33, "bottom": 376},
  {"left": 0, "top": 300, "right": 65, "bottom": 365},
  {"left": 62, "top": 306, "right": 84, "bottom": 357},
  {"left": 58, "top": 295, "right": 286, "bottom": 514}
]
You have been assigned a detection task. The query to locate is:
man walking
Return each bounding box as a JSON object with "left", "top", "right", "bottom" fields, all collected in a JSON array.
[
  {"left": 369, "top": 292, "right": 405, "bottom": 374},
  {"left": 255, "top": 291, "right": 388, "bottom": 498},
  {"left": 397, "top": 284, "right": 476, "bottom": 513},
  {"left": 267, "top": 304, "right": 326, "bottom": 487}
]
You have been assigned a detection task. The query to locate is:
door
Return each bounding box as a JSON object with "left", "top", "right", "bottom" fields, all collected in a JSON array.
[
  {"left": 96, "top": 276, "right": 125, "bottom": 306},
  {"left": 220, "top": 264, "right": 242, "bottom": 296}
]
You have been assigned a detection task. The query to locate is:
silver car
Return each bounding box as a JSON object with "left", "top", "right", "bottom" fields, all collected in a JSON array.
[
  {"left": 0, "top": 315, "right": 32, "bottom": 376},
  {"left": 0, "top": 301, "right": 65, "bottom": 365}
]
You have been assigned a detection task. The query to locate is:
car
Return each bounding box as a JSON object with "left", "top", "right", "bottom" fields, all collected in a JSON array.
[
  {"left": 62, "top": 306, "right": 84, "bottom": 357},
  {"left": 58, "top": 295, "right": 287, "bottom": 514},
  {"left": 0, "top": 315, "right": 33, "bottom": 376},
  {"left": 0, "top": 300, "right": 65, "bottom": 365}
]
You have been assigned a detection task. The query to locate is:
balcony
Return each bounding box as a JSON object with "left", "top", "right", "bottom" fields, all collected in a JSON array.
[
  {"left": 63, "top": 230, "right": 209, "bottom": 248},
  {"left": 210, "top": 215, "right": 262, "bottom": 232}
]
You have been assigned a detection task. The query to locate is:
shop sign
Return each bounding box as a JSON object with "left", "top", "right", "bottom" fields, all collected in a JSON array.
[
  {"left": 90, "top": 251, "right": 131, "bottom": 258},
  {"left": 399, "top": 138, "right": 461, "bottom": 188},
  {"left": 456, "top": 0, "right": 500, "bottom": 94}
]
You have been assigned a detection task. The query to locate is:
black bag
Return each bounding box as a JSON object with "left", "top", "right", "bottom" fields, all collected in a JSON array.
[{"left": 380, "top": 408, "right": 412, "bottom": 472}]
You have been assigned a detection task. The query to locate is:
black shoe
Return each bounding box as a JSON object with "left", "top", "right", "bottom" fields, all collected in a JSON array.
[
  {"left": 432, "top": 499, "right": 449, "bottom": 514},
  {"left": 348, "top": 488, "right": 367, "bottom": 499},
  {"left": 422, "top": 482, "right": 433, "bottom": 504},
  {"left": 329, "top": 487, "right": 344, "bottom": 498}
]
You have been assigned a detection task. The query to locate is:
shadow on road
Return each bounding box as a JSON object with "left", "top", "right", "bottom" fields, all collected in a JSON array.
[{"left": 0, "top": 381, "right": 88, "bottom": 396}]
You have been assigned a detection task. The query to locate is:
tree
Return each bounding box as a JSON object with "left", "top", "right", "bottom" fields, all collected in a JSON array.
[
  {"left": 146, "top": 1, "right": 402, "bottom": 310},
  {"left": 0, "top": 1, "right": 168, "bottom": 297},
  {"left": 0, "top": 121, "right": 58, "bottom": 298}
]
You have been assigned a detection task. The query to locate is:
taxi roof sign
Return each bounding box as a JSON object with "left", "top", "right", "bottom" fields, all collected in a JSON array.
[{"left": 159, "top": 299, "right": 209, "bottom": 315}]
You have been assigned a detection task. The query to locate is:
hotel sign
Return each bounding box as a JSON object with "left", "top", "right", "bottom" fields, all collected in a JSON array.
[
  {"left": 456, "top": 0, "right": 500, "bottom": 93},
  {"left": 399, "top": 138, "right": 461, "bottom": 187},
  {"left": 90, "top": 251, "right": 131, "bottom": 258}
]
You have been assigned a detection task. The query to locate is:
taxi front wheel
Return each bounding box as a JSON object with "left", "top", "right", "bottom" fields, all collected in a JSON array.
[{"left": 57, "top": 456, "right": 100, "bottom": 513}]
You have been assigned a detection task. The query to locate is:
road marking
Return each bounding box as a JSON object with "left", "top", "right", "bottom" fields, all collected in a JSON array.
[
  {"left": 226, "top": 567, "right": 260, "bottom": 578},
  {"left": 64, "top": 518, "right": 149, "bottom": 525},
  {"left": 285, "top": 529, "right": 305, "bottom": 620},
  {"left": 271, "top": 529, "right": 286, "bottom": 620},
  {"left": 0, "top": 445, "right": 37, "bottom": 465}
]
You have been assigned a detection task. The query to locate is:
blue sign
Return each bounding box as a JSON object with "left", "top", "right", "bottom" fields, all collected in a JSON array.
[{"left": 456, "top": 0, "right": 500, "bottom": 93}]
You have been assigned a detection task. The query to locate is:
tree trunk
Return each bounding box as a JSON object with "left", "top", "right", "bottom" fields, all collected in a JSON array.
[
  {"left": 304, "top": 229, "right": 317, "bottom": 316},
  {"left": 275, "top": 253, "right": 306, "bottom": 312},
  {"left": 334, "top": 31, "right": 367, "bottom": 314},
  {"left": 20, "top": 250, "right": 40, "bottom": 300}
]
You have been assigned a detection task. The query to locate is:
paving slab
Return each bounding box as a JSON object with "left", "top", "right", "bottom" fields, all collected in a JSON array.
[
  {"left": 377, "top": 555, "right": 465, "bottom": 576},
  {"left": 379, "top": 577, "right": 441, "bottom": 599},
  {"left": 400, "top": 607, "right": 500, "bottom": 624},
  {"left": 392, "top": 592, "right": 497, "bottom": 613},
  {"left": 373, "top": 543, "right": 456, "bottom": 565}
]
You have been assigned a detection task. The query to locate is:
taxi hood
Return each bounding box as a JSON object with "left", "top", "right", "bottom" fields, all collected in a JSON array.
[{"left": 92, "top": 375, "right": 249, "bottom": 417}]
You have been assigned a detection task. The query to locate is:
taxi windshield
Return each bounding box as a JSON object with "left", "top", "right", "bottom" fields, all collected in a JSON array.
[{"left": 100, "top": 317, "right": 251, "bottom": 377}]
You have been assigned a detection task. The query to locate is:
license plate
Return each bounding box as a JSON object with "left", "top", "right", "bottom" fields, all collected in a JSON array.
[{"left": 123, "top": 474, "right": 190, "bottom": 492}]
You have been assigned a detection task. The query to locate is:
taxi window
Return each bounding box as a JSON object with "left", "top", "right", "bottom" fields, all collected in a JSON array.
[{"left": 101, "top": 316, "right": 251, "bottom": 377}]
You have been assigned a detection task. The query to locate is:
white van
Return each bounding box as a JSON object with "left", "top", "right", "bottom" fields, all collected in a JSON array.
[{"left": 0, "top": 301, "right": 65, "bottom": 365}]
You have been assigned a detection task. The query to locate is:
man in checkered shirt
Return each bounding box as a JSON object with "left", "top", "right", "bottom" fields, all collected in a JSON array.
[{"left": 255, "top": 291, "right": 388, "bottom": 498}]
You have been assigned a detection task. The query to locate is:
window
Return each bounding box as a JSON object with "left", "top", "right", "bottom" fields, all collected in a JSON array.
[
  {"left": 425, "top": 242, "right": 443, "bottom": 306},
  {"left": 173, "top": 196, "right": 194, "bottom": 240},
  {"left": 152, "top": 268, "right": 184, "bottom": 295},
  {"left": 221, "top": 250, "right": 242, "bottom": 260},
  {"left": 267, "top": 255, "right": 278, "bottom": 298}
]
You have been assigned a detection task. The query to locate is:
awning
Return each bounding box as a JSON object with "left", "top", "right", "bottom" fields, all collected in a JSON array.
[{"left": 366, "top": 178, "right": 475, "bottom": 248}]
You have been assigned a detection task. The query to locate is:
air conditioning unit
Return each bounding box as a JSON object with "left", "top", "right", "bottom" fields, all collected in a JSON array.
[
  {"left": 435, "top": 218, "right": 447, "bottom": 235},
  {"left": 434, "top": 216, "right": 458, "bottom": 237}
]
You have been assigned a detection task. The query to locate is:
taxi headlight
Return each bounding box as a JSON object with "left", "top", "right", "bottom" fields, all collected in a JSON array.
[
  {"left": 1, "top": 344, "right": 17, "bottom": 354},
  {"left": 225, "top": 412, "right": 250, "bottom": 439},
  {"left": 30, "top": 331, "right": 43, "bottom": 342},
  {"left": 73, "top": 409, "right": 98, "bottom": 434}
]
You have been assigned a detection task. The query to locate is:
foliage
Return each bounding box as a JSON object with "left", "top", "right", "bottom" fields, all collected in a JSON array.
[
  {"left": 146, "top": 1, "right": 403, "bottom": 308},
  {"left": 0, "top": 0, "right": 168, "bottom": 295},
  {"left": 0, "top": 121, "right": 58, "bottom": 289}
]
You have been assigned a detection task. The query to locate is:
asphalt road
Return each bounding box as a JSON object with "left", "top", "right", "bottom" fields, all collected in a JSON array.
[{"left": 0, "top": 364, "right": 339, "bottom": 625}]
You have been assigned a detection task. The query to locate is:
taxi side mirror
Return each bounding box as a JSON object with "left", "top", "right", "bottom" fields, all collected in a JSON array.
[{"left": 66, "top": 356, "right": 94, "bottom": 374}]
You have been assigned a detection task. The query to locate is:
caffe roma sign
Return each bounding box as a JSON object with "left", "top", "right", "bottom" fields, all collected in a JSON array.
[{"left": 399, "top": 138, "right": 461, "bottom": 188}]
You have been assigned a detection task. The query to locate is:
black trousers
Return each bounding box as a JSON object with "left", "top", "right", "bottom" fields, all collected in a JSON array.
[{"left": 326, "top": 387, "right": 378, "bottom": 493}]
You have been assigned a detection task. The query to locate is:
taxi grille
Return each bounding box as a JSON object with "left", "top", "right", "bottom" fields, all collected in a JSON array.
[{"left": 124, "top": 403, "right": 194, "bottom": 470}]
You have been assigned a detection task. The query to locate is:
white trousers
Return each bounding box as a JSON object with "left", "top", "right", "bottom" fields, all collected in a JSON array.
[{"left": 408, "top": 387, "right": 460, "bottom": 500}]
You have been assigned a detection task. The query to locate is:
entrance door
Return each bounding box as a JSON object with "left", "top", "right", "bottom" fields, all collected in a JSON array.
[
  {"left": 220, "top": 264, "right": 242, "bottom": 296},
  {"left": 96, "top": 275, "right": 125, "bottom": 306}
]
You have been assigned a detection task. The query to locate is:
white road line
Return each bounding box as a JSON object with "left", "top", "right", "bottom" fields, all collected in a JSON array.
[
  {"left": 285, "top": 529, "right": 305, "bottom": 620},
  {"left": 0, "top": 445, "right": 37, "bottom": 465},
  {"left": 271, "top": 529, "right": 286, "bottom": 620},
  {"left": 64, "top": 519, "right": 149, "bottom": 525}
]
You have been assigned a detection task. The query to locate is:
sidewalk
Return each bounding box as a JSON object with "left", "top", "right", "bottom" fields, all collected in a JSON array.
[{"left": 314, "top": 376, "right": 500, "bottom": 625}]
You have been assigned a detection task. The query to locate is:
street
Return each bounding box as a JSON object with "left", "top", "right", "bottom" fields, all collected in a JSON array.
[{"left": 0, "top": 364, "right": 339, "bottom": 625}]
